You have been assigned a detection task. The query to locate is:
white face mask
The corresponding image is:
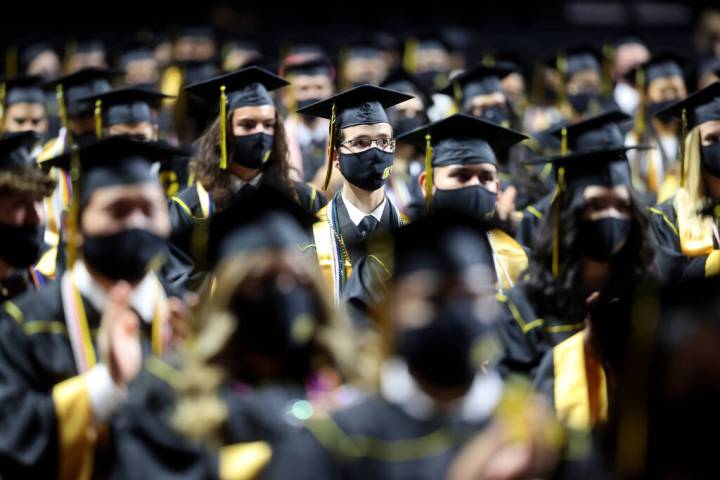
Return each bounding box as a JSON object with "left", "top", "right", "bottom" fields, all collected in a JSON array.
[{"left": 614, "top": 82, "right": 640, "bottom": 114}]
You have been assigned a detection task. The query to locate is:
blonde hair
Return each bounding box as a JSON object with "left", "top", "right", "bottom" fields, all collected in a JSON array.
[
  {"left": 673, "top": 126, "right": 716, "bottom": 256},
  {"left": 172, "top": 250, "right": 364, "bottom": 447}
]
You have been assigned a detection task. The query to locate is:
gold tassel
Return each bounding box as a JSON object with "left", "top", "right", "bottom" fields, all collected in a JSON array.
[
  {"left": 634, "top": 68, "right": 646, "bottom": 138},
  {"left": 94, "top": 100, "right": 103, "bottom": 139},
  {"left": 556, "top": 54, "right": 568, "bottom": 110},
  {"left": 424, "top": 133, "right": 433, "bottom": 212},
  {"left": 56, "top": 85, "right": 69, "bottom": 130},
  {"left": 680, "top": 107, "right": 687, "bottom": 185},
  {"left": 482, "top": 52, "right": 495, "bottom": 67},
  {"left": 453, "top": 80, "right": 462, "bottom": 112},
  {"left": 601, "top": 43, "right": 615, "bottom": 98},
  {"left": 560, "top": 127, "right": 568, "bottom": 156},
  {"left": 0, "top": 81, "right": 6, "bottom": 132},
  {"left": 552, "top": 167, "right": 566, "bottom": 278},
  {"left": 67, "top": 149, "right": 81, "bottom": 268},
  {"left": 322, "top": 102, "right": 337, "bottom": 191},
  {"left": 402, "top": 38, "right": 419, "bottom": 74},
  {"left": 219, "top": 85, "right": 228, "bottom": 169}
]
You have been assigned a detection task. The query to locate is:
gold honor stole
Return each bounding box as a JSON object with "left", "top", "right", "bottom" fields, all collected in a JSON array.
[
  {"left": 487, "top": 229, "right": 528, "bottom": 292},
  {"left": 552, "top": 331, "right": 608, "bottom": 431},
  {"left": 53, "top": 272, "right": 169, "bottom": 480}
]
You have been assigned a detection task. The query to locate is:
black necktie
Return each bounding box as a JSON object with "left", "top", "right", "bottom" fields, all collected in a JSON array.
[{"left": 358, "top": 215, "right": 379, "bottom": 239}]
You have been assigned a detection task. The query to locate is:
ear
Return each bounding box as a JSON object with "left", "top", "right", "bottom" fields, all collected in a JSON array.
[
  {"left": 152, "top": 124, "right": 159, "bottom": 141},
  {"left": 418, "top": 171, "right": 427, "bottom": 198}
]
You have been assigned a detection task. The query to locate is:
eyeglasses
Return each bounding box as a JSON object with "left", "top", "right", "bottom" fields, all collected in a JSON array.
[{"left": 339, "top": 137, "right": 396, "bottom": 153}]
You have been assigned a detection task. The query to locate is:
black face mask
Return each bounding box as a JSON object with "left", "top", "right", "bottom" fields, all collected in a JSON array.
[
  {"left": 588, "top": 295, "right": 632, "bottom": 372},
  {"left": 647, "top": 99, "right": 679, "bottom": 124},
  {"left": 115, "top": 133, "right": 151, "bottom": 143},
  {"left": 568, "top": 92, "right": 602, "bottom": 115},
  {"left": 701, "top": 143, "right": 720, "bottom": 179},
  {"left": 476, "top": 105, "right": 509, "bottom": 126},
  {"left": 416, "top": 70, "right": 445, "bottom": 90},
  {"left": 233, "top": 132, "right": 274, "bottom": 169},
  {"left": 396, "top": 299, "right": 487, "bottom": 388},
  {"left": 234, "top": 282, "right": 319, "bottom": 357},
  {"left": 82, "top": 228, "right": 166, "bottom": 283},
  {"left": 296, "top": 98, "right": 323, "bottom": 111},
  {"left": 432, "top": 185, "right": 496, "bottom": 220},
  {"left": 0, "top": 223, "right": 44, "bottom": 268},
  {"left": 578, "top": 217, "right": 632, "bottom": 261},
  {"left": 338, "top": 147, "right": 394, "bottom": 192}
]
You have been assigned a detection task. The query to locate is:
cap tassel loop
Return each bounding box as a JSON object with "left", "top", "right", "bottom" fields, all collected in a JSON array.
[
  {"left": 560, "top": 127, "right": 568, "bottom": 156},
  {"left": 680, "top": 107, "right": 687, "bottom": 185},
  {"left": 322, "top": 102, "right": 337, "bottom": 191},
  {"left": 424, "top": 133, "right": 433, "bottom": 212},
  {"left": 452, "top": 81, "right": 462, "bottom": 113},
  {"left": 552, "top": 166, "right": 566, "bottom": 278},
  {"left": 94, "top": 100, "right": 103, "bottom": 139},
  {"left": 219, "top": 85, "right": 228, "bottom": 170},
  {"left": 56, "top": 84, "right": 73, "bottom": 145}
]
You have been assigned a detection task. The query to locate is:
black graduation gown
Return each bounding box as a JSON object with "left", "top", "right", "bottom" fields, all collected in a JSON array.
[
  {"left": 515, "top": 193, "right": 553, "bottom": 249},
  {"left": 110, "top": 357, "right": 318, "bottom": 479},
  {"left": 264, "top": 395, "right": 490, "bottom": 480},
  {"left": 0, "top": 268, "right": 45, "bottom": 303},
  {"left": 649, "top": 196, "right": 718, "bottom": 282},
  {"left": 163, "top": 178, "right": 326, "bottom": 292},
  {"left": 0, "top": 279, "right": 156, "bottom": 477},
  {"left": 495, "top": 283, "right": 585, "bottom": 379}
]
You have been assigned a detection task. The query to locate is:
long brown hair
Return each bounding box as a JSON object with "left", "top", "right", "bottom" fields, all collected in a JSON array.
[{"left": 191, "top": 109, "right": 293, "bottom": 203}]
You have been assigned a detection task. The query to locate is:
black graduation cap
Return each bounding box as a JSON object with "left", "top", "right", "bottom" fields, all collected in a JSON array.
[
  {"left": 118, "top": 41, "right": 156, "bottom": 66},
  {"left": 380, "top": 67, "right": 433, "bottom": 109},
  {"left": 2, "top": 75, "right": 45, "bottom": 106},
  {"left": 40, "top": 136, "right": 183, "bottom": 204},
  {"left": 204, "top": 184, "right": 319, "bottom": 268},
  {"left": 623, "top": 51, "right": 686, "bottom": 88},
  {"left": 71, "top": 38, "right": 106, "bottom": 55},
  {"left": 539, "top": 146, "right": 633, "bottom": 190},
  {"left": 184, "top": 66, "right": 289, "bottom": 110},
  {"left": 397, "top": 113, "right": 527, "bottom": 167},
  {"left": 175, "top": 26, "right": 216, "bottom": 42},
  {"left": 562, "top": 44, "right": 603, "bottom": 78},
  {"left": 0, "top": 131, "right": 38, "bottom": 170},
  {"left": 297, "top": 84, "right": 412, "bottom": 190},
  {"left": 44, "top": 67, "right": 120, "bottom": 118},
  {"left": 655, "top": 82, "right": 720, "bottom": 130},
  {"left": 437, "top": 63, "right": 515, "bottom": 104},
  {"left": 342, "top": 32, "right": 393, "bottom": 59},
  {"left": 76, "top": 86, "right": 173, "bottom": 129},
  {"left": 280, "top": 56, "right": 335, "bottom": 80},
  {"left": 390, "top": 210, "right": 496, "bottom": 279},
  {"left": 548, "top": 110, "right": 634, "bottom": 152},
  {"left": 297, "top": 84, "right": 413, "bottom": 128}
]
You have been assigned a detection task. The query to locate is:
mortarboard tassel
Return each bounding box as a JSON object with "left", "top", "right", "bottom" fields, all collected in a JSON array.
[
  {"left": 556, "top": 54, "right": 568, "bottom": 110},
  {"left": 634, "top": 68, "right": 646, "bottom": 139},
  {"left": 0, "top": 81, "right": 6, "bottom": 130},
  {"left": 560, "top": 127, "right": 568, "bottom": 156},
  {"left": 453, "top": 80, "right": 462, "bottom": 113},
  {"left": 482, "top": 52, "right": 495, "bottom": 67},
  {"left": 322, "top": 102, "right": 337, "bottom": 191},
  {"left": 219, "top": 85, "right": 228, "bottom": 169},
  {"left": 424, "top": 133, "right": 433, "bottom": 212},
  {"left": 5, "top": 46, "right": 17, "bottom": 78},
  {"left": 680, "top": 107, "right": 687, "bottom": 185},
  {"left": 402, "top": 38, "right": 419, "bottom": 74},
  {"left": 94, "top": 100, "right": 103, "bottom": 139},
  {"left": 601, "top": 43, "right": 615, "bottom": 98},
  {"left": 67, "top": 149, "right": 81, "bottom": 268}
]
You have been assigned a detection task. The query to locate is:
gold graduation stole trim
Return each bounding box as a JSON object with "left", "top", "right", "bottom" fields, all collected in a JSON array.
[
  {"left": 312, "top": 203, "right": 352, "bottom": 305},
  {"left": 219, "top": 442, "right": 273, "bottom": 480},
  {"left": 705, "top": 250, "right": 720, "bottom": 278},
  {"left": 94, "top": 99, "right": 103, "bottom": 139},
  {"left": 424, "top": 133, "right": 433, "bottom": 211},
  {"left": 52, "top": 374, "right": 96, "bottom": 480},
  {"left": 487, "top": 228, "right": 528, "bottom": 292},
  {"left": 553, "top": 331, "right": 607, "bottom": 431}
]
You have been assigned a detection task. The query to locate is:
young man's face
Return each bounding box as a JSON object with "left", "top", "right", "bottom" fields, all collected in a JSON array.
[
  {"left": 105, "top": 122, "right": 157, "bottom": 142},
  {"left": 79, "top": 182, "right": 170, "bottom": 241},
  {"left": 292, "top": 74, "right": 334, "bottom": 103},
  {"left": 3, "top": 103, "right": 48, "bottom": 135},
  {"left": 0, "top": 193, "right": 44, "bottom": 228},
  {"left": 336, "top": 122, "right": 394, "bottom": 158},
  {"left": 232, "top": 105, "right": 276, "bottom": 137},
  {"left": 422, "top": 163, "right": 500, "bottom": 195}
]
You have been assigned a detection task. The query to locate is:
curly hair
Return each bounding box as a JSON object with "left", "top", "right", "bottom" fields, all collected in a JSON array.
[
  {"left": 0, "top": 166, "right": 56, "bottom": 200},
  {"left": 172, "top": 250, "right": 363, "bottom": 447},
  {"left": 524, "top": 185, "right": 656, "bottom": 319},
  {"left": 191, "top": 109, "right": 293, "bottom": 205}
]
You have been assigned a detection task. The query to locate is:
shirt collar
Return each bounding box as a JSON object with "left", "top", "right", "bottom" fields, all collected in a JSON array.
[
  {"left": 229, "top": 172, "right": 263, "bottom": 194},
  {"left": 72, "top": 260, "right": 163, "bottom": 323},
  {"left": 379, "top": 356, "right": 503, "bottom": 423},
  {"left": 341, "top": 191, "right": 387, "bottom": 226}
]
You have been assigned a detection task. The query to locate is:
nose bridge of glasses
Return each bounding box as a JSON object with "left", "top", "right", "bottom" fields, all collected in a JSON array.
[{"left": 344, "top": 136, "right": 395, "bottom": 152}]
